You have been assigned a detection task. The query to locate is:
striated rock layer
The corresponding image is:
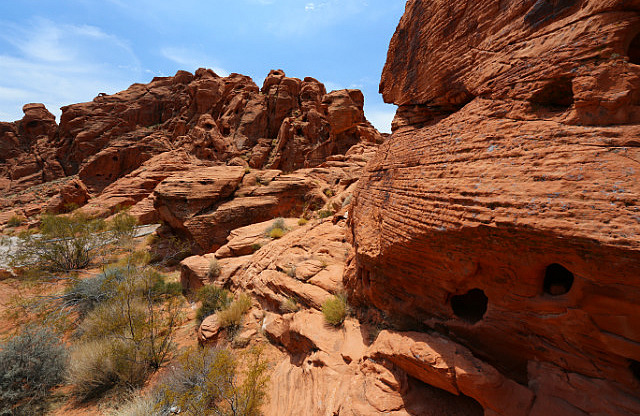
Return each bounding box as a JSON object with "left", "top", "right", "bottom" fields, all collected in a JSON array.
[{"left": 352, "top": 1, "right": 640, "bottom": 415}]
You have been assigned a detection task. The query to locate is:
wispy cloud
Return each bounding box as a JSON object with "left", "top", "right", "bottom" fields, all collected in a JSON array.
[
  {"left": 0, "top": 18, "right": 144, "bottom": 122},
  {"left": 160, "top": 47, "right": 229, "bottom": 76}
]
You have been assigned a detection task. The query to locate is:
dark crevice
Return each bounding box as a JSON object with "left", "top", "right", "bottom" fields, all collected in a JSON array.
[
  {"left": 530, "top": 77, "right": 574, "bottom": 111},
  {"left": 628, "top": 32, "right": 640, "bottom": 65},
  {"left": 543, "top": 263, "right": 574, "bottom": 296},
  {"left": 451, "top": 289, "right": 488, "bottom": 324},
  {"left": 630, "top": 360, "right": 640, "bottom": 382}
]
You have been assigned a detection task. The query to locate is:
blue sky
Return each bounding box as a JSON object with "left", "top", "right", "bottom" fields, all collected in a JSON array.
[{"left": 0, "top": 0, "right": 405, "bottom": 132}]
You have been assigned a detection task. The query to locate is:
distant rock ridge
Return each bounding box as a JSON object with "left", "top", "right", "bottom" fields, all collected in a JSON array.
[{"left": 0, "top": 68, "right": 382, "bottom": 224}]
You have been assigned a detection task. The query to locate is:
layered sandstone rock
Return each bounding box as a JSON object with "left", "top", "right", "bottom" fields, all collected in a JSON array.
[
  {"left": 0, "top": 69, "right": 382, "bottom": 226},
  {"left": 352, "top": 1, "right": 640, "bottom": 415}
]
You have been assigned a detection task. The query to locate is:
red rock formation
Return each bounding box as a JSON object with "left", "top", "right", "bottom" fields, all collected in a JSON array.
[
  {"left": 0, "top": 69, "right": 382, "bottom": 227},
  {"left": 351, "top": 1, "right": 640, "bottom": 415}
]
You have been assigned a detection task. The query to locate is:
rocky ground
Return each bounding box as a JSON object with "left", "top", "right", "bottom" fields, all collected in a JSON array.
[{"left": 1, "top": 0, "right": 640, "bottom": 415}]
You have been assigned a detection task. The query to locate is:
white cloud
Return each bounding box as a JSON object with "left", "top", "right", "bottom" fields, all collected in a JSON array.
[
  {"left": 365, "top": 106, "right": 396, "bottom": 134},
  {"left": 160, "top": 47, "right": 229, "bottom": 77},
  {"left": 0, "top": 18, "right": 144, "bottom": 122}
]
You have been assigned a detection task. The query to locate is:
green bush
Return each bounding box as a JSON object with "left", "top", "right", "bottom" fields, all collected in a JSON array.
[
  {"left": 264, "top": 218, "right": 288, "bottom": 239},
  {"left": 156, "top": 346, "right": 268, "bottom": 416},
  {"left": 206, "top": 258, "right": 221, "bottom": 279},
  {"left": 195, "top": 285, "right": 232, "bottom": 324},
  {"left": 322, "top": 294, "right": 348, "bottom": 326},
  {"left": 12, "top": 212, "right": 108, "bottom": 272},
  {"left": 318, "top": 209, "right": 334, "bottom": 219},
  {"left": 217, "top": 293, "right": 252, "bottom": 333},
  {"left": 297, "top": 217, "right": 308, "bottom": 226},
  {"left": 67, "top": 253, "right": 182, "bottom": 398},
  {"left": 0, "top": 326, "right": 68, "bottom": 415},
  {"left": 7, "top": 215, "right": 26, "bottom": 228}
]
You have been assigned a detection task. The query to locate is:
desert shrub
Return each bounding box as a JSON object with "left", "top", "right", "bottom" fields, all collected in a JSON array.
[
  {"left": 148, "top": 235, "right": 192, "bottom": 266},
  {"left": 264, "top": 217, "right": 287, "bottom": 239},
  {"left": 61, "top": 267, "right": 124, "bottom": 318},
  {"left": 67, "top": 339, "right": 118, "bottom": 400},
  {"left": 109, "top": 210, "right": 139, "bottom": 244},
  {"left": 196, "top": 285, "right": 232, "bottom": 324},
  {"left": 11, "top": 212, "right": 108, "bottom": 272},
  {"left": 7, "top": 215, "right": 25, "bottom": 228},
  {"left": 297, "top": 217, "right": 308, "bottom": 226},
  {"left": 111, "top": 394, "right": 167, "bottom": 416},
  {"left": 281, "top": 297, "right": 300, "bottom": 313},
  {"left": 0, "top": 326, "right": 68, "bottom": 415},
  {"left": 286, "top": 264, "right": 296, "bottom": 278},
  {"left": 318, "top": 209, "right": 334, "bottom": 219},
  {"left": 322, "top": 294, "right": 348, "bottom": 326},
  {"left": 68, "top": 253, "right": 182, "bottom": 398},
  {"left": 217, "top": 293, "right": 252, "bottom": 334},
  {"left": 269, "top": 227, "right": 284, "bottom": 239},
  {"left": 156, "top": 346, "right": 268, "bottom": 416},
  {"left": 323, "top": 188, "right": 334, "bottom": 198},
  {"left": 250, "top": 243, "right": 262, "bottom": 252},
  {"left": 207, "top": 258, "right": 221, "bottom": 279}
]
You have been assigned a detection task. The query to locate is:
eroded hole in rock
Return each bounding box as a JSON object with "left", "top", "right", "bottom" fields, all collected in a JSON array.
[
  {"left": 530, "top": 78, "right": 574, "bottom": 111},
  {"left": 630, "top": 360, "right": 640, "bottom": 382},
  {"left": 629, "top": 33, "right": 640, "bottom": 65},
  {"left": 543, "top": 263, "right": 574, "bottom": 296},
  {"left": 451, "top": 289, "right": 488, "bottom": 324}
]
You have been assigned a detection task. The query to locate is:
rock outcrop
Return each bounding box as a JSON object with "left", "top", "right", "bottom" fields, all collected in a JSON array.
[
  {"left": 0, "top": 69, "right": 382, "bottom": 227},
  {"left": 352, "top": 1, "right": 640, "bottom": 415}
]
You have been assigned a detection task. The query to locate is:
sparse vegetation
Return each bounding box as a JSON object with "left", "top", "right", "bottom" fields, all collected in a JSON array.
[
  {"left": 264, "top": 217, "right": 288, "bottom": 239},
  {"left": 195, "top": 285, "right": 232, "bottom": 324},
  {"left": 207, "top": 258, "right": 221, "bottom": 279},
  {"left": 318, "top": 209, "right": 334, "bottom": 219},
  {"left": 156, "top": 346, "right": 268, "bottom": 416},
  {"left": 250, "top": 243, "right": 262, "bottom": 252},
  {"left": 67, "top": 252, "right": 182, "bottom": 399},
  {"left": 323, "top": 189, "right": 334, "bottom": 198},
  {"left": 297, "top": 217, "right": 308, "bottom": 226},
  {"left": 322, "top": 294, "right": 348, "bottom": 327},
  {"left": 0, "top": 326, "right": 68, "bottom": 415},
  {"left": 11, "top": 212, "right": 108, "bottom": 273},
  {"left": 281, "top": 297, "right": 300, "bottom": 313},
  {"left": 7, "top": 214, "right": 26, "bottom": 228},
  {"left": 217, "top": 293, "right": 252, "bottom": 335}
]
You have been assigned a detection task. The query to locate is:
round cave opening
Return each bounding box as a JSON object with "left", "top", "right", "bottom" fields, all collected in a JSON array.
[
  {"left": 630, "top": 360, "right": 640, "bottom": 382},
  {"left": 629, "top": 32, "right": 640, "bottom": 65},
  {"left": 451, "top": 289, "right": 488, "bottom": 324},
  {"left": 543, "top": 263, "right": 574, "bottom": 296}
]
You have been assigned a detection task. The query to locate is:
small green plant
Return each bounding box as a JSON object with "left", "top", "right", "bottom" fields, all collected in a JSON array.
[
  {"left": 251, "top": 243, "right": 262, "bottom": 252},
  {"left": 7, "top": 214, "right": 26, "bottom": 227},
  {"left": 156, "top": 346, "right": 268, "bottom": 416},
  {"left": 323, "top": 189, "right": 334, "bottom": 198},
  {"left": 195, "top": 285, "right": 232, "bottom": 324},
  {"left": 11, "top": 212, "right": 108, "bottom": 272},
  {"left": 217, "top": 293, "right": 252, "bottom": 334},
  {"left": 244, "top": 166, "right": 251, "bottom": 174},
  {"left": 206, "top": 258, "right": 221, "bottom": 279},
  {"left": 297, "top": 217, "right": 308, "bottom": 226},
  {"left": 281, "top": 297, "right": 300, "bottom": 313},
  {"left": 0, "top": 326, "right": 68, "bottom": 415},
  {"left": 318, "top": 209, "right": 334, "bottom": 219},
  {"left": 264, "top": 217, "right": 288, "bottom": 239},
  {"left": 322, "top": 294, "right": 348, "bottom": 327}
]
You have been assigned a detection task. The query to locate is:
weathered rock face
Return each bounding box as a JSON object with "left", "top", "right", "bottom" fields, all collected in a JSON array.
[
  {"left": 352, "top": 1, "right": 640, "bottom": 415},
  {"left": 0, "top": 69, "right": 382, "bottom": 226},
  {"left": 382, "top": 0, "right": 640, "bottom": 127}
]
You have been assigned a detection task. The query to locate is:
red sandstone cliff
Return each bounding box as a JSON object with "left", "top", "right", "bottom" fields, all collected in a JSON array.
[{"left": 350, "top": 1, "right": 640, "bottom": 415}]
